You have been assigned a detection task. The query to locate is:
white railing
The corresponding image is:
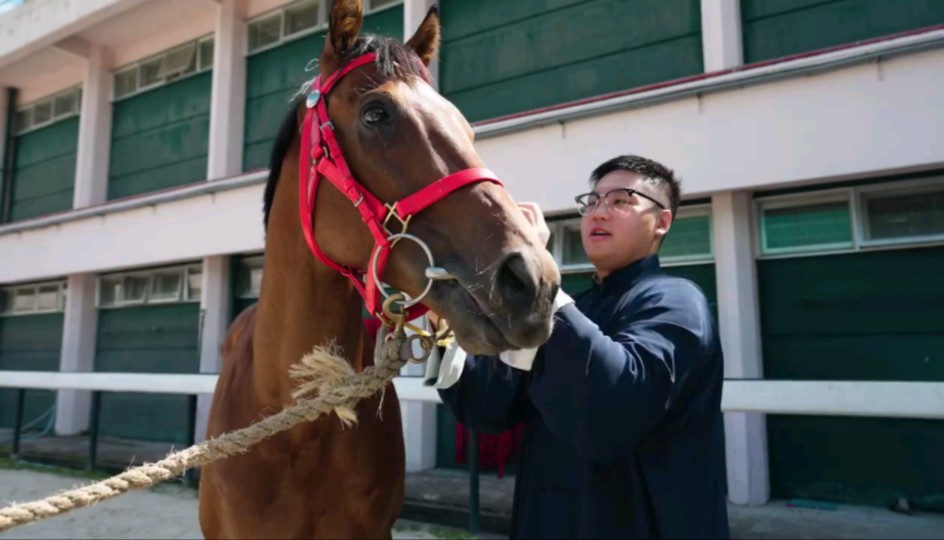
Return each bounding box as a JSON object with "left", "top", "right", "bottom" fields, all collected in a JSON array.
[{"left": 2, "top": 372, "right": 943, "bottom": 419}]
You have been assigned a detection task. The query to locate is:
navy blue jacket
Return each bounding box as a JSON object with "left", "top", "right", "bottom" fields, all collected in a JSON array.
[{"left": 439, "top": 255, "right": 729, "bottom": 539}]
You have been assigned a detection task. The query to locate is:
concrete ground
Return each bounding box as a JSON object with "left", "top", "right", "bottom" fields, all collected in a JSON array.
[
  {"left": 0, "top": 468, "right": 502, "bottom": 540},
  {"left": 1, "top": 431, "right": 942, "bottom": 539},
  {"left": 1, "top": 465, "right": 942, "bottom": 540}
]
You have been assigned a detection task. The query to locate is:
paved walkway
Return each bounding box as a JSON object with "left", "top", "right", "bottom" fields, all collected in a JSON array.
[{"left": 2, "top": 429, "right": 943, "bottom": 539}]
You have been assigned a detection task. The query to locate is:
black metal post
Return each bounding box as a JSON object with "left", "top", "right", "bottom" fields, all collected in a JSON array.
[
  {"left": 87, "top": 391, "right": 101, "bottom": 471},
  {"left": 468, "top": 428, "right": 480, "bottom": 534},
  {"left": 11, "top": 388, "right": 25, "bottom": 458},
  {"left": 184, "top": 394, "right": 198, "bottom": 488}
]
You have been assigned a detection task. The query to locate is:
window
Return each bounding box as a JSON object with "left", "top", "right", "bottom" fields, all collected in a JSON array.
[
  {"left": 13, "top": 87, "right": 81, "bottom": 135},
  {"left": 860, "top": 182, "right": 944, "bottom": 244},
  {"left": 760, "top": 198, "right": 853, "bottom": 255},
  {"left": 187, "top": 266, "right": 203, "bottom": 301},
  {"left": 0, "top": 281, "right": 67, "bottom": 316},
  {"left": 249, "top": 13, "right": 283, "bottom": 51},
  {"left": 113, "top": 35, "right": 214, "bottom": 100},
  {"left": 368, "top": 0, "right": 400, "bottom": 8},
  {"left": 246, "top": 0, "right": 401, "bottom": 54},
  {"left": 150, "top": 270, "right": 183, "bottom": 302},
  {"left": 660, "top": 210, "right": 713, "bottom": 262},
  {"left": 756, "top": 176, "right": 944, "bottom": 257},
  {"left": 234, "top": 256, "right": 265, "bottom": 298},
  {"left": 284, "top": 1, "right": 319, "bottom": 37},
  {"left": 560, "top": 222, "right": 588, "bottom": 267},
  {"left": 97, "top": 264, "right": 202, "bottom": 308}
]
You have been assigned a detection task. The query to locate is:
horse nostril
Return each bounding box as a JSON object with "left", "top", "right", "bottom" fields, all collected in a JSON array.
[{"left": 495, "top": 252, "right": 537, "bottom": 307}]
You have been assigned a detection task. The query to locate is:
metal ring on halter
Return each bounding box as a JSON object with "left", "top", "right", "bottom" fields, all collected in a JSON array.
[{"left": 370, "top": 233, "right": 438, "bottom": 309}]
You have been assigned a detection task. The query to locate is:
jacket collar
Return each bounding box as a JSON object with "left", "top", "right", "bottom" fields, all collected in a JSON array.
[{"left": 592, "top": 254, "right": 662, "bottom": 293}]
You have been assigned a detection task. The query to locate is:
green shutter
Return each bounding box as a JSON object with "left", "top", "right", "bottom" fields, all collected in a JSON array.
[
  {"left": 94, "top": 304, "right": 200, "bottom": 443},
  {"left": 8, "top": 118, "right": 78, "bottom": 222},
  {"left": 759, "top": 246, "right": 944, "bottom": 508},
  {"left": 762, "top": 201, "right": 853, "bottom": 253},
  {"left": 742, "top": 0, "right": 944, "bottom": 64},
  {"left": 109, "top": 72, "right": 212, "bottom": 200},
  {"left": 0, "top": 314, "right": 63, "bottom": 428},
  {"left": 243, "top": 6, "right": 404, "bottom": 172},
  {"left": 661, "top": 214, "right": 712, "bottom": 261},
  {"left": 440, "top": 0, "right": 703, "bottom": 122}
]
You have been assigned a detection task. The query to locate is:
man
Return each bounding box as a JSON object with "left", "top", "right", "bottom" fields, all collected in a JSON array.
[{"left": 428, "top": 155, "right": 730, "bottom": 539}]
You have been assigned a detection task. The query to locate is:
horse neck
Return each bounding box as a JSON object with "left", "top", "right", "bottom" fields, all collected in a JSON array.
[{"left": 251, "top": 239, "right": 369, "bottom": 410}]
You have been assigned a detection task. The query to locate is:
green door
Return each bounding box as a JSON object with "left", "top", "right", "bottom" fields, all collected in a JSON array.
[
  {"left": 94, "top": 303, "right": 201, "bottom": 443},
  {"left": 759, "top": 246, "right": 944, "bottom": 509},
  {"left": 742, "top": 0, "right": 944, "bottom": 64},
  {"left": 7, "top": 118, "right": 78, "bottom": 222},
  {"left": 109, "top": 72, "right": 212, "bottom": 200},
  {"left": 0, "top": 314, "right": 63, "bottom": 429},
  {"left": 439, "top": 0, "right": 703, "bottom": 122}
]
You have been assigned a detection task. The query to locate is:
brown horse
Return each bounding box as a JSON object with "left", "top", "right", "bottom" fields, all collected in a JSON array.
[{"left": 197, "top": 1, "right": 560, "bottom": 538}]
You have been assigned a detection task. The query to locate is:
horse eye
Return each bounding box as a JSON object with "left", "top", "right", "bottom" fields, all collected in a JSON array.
[{"left": 362, "top": 105, "right": 389, "bottom": 126}]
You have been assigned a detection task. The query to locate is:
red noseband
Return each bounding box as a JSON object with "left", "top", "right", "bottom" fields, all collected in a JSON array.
[{"left": 298, "top": 52, "right": 503, "bottom": 325}]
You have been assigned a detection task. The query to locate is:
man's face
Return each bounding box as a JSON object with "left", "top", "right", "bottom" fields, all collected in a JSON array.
[{"left": 579, "top": 170, "right": 672, "bottom": 279}]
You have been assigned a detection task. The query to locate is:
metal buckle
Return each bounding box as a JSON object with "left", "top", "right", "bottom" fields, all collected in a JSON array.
[{"left": 369, "top": 233, "right": 439, "bottom": 310}]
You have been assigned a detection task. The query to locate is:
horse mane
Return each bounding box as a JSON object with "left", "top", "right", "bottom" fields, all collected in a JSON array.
[{"left": 262, "top": 33, "right": 428, "bottom": 232}]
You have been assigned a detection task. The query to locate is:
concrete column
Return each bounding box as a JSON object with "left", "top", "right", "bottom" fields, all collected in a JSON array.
[
  {"left": 207, "top": 0, "right": 247, "bottom": 180},
  {"left": 404, "top": 0, "right": 439, "bottom": 90},
  {"left": 194, "top": 255, "right": 231, "bottom": 443},
  {"left": 711, "top": 190, "right": 770, "bottom": 506},
  {"left": 74, "top": 44, "right": 113, "bottom": 208},
  {"left": 701, "top": 0, "right": 743, "bottom": 72},
  {"left": 55, "top": 273, "right": 99, "bottom": 436}
]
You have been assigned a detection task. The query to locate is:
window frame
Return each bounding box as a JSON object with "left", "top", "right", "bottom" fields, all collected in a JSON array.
[
  {"left": 96, "top": 264, "right": 203, "bottom": 309},
  {"left": 245, "top": 0, "right": 404, "bottom": 56},
  {"left": 755, "top": 176, "right": 944, "bottom": 260},
  {"left": 854, "top": 176, "right": 944, "bottom": 248},
  {"left": 234, "top": 255, "right": 265, "bottom": 299},
  {"left": 755, "top": 188, "right": 855, "bottom": 258},
  {"left": 111, "top": 35, "right": 215, "bottom": 102},
  {"left": 0, "top": 280, "right": 67, "bottom": 317},
  {"left": 12, "top": 86, "right": 82, "bottom": 136}
]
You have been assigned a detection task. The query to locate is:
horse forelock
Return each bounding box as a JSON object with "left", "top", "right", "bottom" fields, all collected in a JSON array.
[{"left": 262, "top": 33, "right": 428, "bottom": 233}]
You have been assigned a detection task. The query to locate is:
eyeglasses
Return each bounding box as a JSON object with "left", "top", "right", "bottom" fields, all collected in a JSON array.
[{"left": 574, "top": 188, "right": 666, "bottom": 216}]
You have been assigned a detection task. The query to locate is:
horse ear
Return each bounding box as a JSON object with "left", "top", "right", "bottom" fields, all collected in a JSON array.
[
  {"left": 406, "top": 5, "right": 441, "bottom": 66},
  {"left": 326, "top": 0, "right": 363, "bottom": 59}
]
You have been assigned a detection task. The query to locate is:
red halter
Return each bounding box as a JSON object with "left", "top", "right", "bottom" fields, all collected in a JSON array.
[{"left": 298, "top": 52, "right": 503, "bottom": 324}]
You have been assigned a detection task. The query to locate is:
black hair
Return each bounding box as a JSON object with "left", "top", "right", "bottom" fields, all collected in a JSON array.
[
  {"left": 588, "top": 154, "right": 681, "bottom": 218},
  {"left": 262, "top": 33, "right": 427, "bottom": 231}
]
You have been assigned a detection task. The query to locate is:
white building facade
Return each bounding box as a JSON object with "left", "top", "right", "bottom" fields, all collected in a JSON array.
[{"left": 1, "top": 0, "right": 942, "bottom": 511}]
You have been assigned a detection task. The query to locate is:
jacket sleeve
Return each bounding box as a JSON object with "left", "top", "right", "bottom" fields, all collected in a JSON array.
[
  {"left": 437, "top": 353, "right": 527, "bottom": 435},
  {"left": 527, "top": 280, "right": 715, "bottom": 463}
]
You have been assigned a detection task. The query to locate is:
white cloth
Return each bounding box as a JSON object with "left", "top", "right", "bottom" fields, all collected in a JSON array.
[{"left": 424, "top": 289, "right": 575, "bottom": 389}]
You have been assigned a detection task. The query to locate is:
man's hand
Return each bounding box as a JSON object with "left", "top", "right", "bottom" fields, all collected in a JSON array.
[{"left": 518, "top": 202, "right": 551, "bottom": 247}]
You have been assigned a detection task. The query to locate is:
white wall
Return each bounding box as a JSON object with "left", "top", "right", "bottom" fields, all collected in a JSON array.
[
  {"left": 474, "top": 46, "right": 944, "bottom": 214},
  {"left": 3, "top": 43, "right": 942, "bottom": 283},
  {"left": 0, "top": 180, "right": 266, "bottom": 284},
  {"left": 0, "top": 0, "right": 146, "bottom": 69}
]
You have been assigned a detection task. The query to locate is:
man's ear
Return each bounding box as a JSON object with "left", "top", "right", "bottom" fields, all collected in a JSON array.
[
  {"left": 323, "top": 0, "right": 363, "bottom": 68},
  {"left": 654, "top": 209, "right": 673, "bottom": 243},
  {"left": 406, "top": 5, "right": 441, "bottom": 66}
]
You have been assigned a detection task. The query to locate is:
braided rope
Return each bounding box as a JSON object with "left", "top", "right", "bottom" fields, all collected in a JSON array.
[{"left": 0, "top": 343, "right": 407, "bottom": 532}]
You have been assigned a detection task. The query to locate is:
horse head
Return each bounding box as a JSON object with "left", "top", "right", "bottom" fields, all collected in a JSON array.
[{"left": 290, "top": 0, "right": 560, "bottom": 356}]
